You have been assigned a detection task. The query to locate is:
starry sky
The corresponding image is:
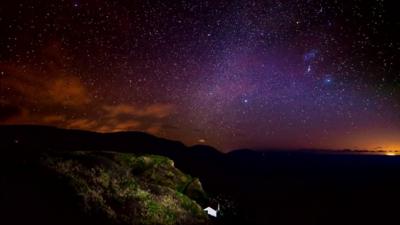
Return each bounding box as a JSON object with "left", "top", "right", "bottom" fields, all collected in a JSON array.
[{"left": 0, "top": 0, "right": 399, "bottom": 152}]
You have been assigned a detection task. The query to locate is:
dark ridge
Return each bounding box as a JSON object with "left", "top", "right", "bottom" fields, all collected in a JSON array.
[
  {"left": 0, "top": 124, "right": 224, "bottom": 184},
  {"left": 0, "top": 124, "right": 186, "bottom": 153}
]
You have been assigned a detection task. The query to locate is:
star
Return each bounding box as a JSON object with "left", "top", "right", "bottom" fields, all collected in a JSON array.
[
  {"left": 323, "top": 75, "right": 333, "bottom": 84},
  {"left": 0, "top": 0, "right": 398, "bottom": 152}
]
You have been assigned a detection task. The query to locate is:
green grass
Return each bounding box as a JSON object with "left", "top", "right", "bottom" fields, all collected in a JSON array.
[{"left": 39, "top": 151, "right": 208, "bottom": 225}]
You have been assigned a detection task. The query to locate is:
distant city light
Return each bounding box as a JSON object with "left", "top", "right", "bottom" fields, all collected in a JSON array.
[{"left": 385, "top": 152, "right": 397, "bottom": 156}]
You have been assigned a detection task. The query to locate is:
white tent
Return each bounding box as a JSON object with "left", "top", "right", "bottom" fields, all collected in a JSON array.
[
  {"left": 204, "top": 207, "right": 217, "bottom": 217},
  {"left": 204, "top": 204, "right": 220, "bottom": 217}
]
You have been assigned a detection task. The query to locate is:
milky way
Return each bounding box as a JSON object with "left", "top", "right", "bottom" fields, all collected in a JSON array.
[{"left": 0, "top": 0, "right": 399, "bottom": 151}]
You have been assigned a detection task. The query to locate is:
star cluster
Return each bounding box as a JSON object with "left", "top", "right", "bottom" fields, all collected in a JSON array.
[{"left": 0, "top": 0, "right": 399, "bottom": 151}]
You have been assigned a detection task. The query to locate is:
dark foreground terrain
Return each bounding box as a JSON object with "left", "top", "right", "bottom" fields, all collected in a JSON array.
[{"left": 1, "top": 125, "right": 400, "bottom": 225}]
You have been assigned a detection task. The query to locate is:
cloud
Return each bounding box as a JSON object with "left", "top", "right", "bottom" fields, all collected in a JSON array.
[
  {"left": 94, "top": 103, "right": 175, "bottom": 133},
  {"left": 47, "top": 77, "right": 91, "bottom": 106},
  {"left": 57, "top": 103, "right": 174, "bottom": 133},
  {"left": 111, "top": 120, "right": 142, "bottom": 132},
  {"left": 0, "top": 63, "right": 90, "bottom": 107},
  {"left": 0, "top": 89, "right": 173, "bottom": 134},
  {"left": 145, "top": 124, "right": 162, "bottom": 134},
  {"left": 0, "top": 41, "right": 172, "bottom": 135},
  {"left": 103, "top": 103, "right": 174, "bottom": 119},
  {"left": 66, "top": 119, "right": 98, "bottom": 130},
  {"left": 41, "top": 115, "right": 67, "bottom": 123},
  {"left": 102, "top": 104, "right": 137, "bottom": 117}
]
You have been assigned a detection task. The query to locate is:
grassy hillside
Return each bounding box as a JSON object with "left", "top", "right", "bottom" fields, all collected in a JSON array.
[{"left": 1, "top": 151, "right": 209, "bottom": 225}]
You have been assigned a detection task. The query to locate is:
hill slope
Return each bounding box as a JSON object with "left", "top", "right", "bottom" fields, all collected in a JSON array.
[{"left": 1, "top": 150, "right": 209, "bottom": 225}]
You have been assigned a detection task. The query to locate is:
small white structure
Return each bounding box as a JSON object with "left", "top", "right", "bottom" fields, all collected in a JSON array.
[{"left": 204, "top": 204, "right": 220, "bottom": 218}]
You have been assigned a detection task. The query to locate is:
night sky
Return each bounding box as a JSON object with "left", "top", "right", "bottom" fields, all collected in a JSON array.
[{"left": 0, "top": 0, "right": 399, "bottom": 152}]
